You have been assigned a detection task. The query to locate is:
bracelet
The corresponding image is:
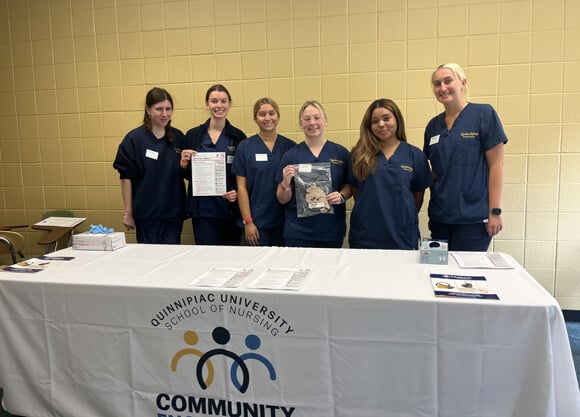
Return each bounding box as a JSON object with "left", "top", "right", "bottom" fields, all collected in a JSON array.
[
  {"left": 281, "top": 183, "right": 291, "bottom": 191},
  {"left": 243, "top": 217, "right": 253, "bottom": 225},
  {"left": 339, "top": 193, "right": 346, "bottom": 204}
]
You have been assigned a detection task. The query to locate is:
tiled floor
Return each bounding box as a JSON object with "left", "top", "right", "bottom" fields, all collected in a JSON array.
[
  {"left": 1, "top": 324, "right": 579, "bottom": 417},
  {"left": 567, "top": 321, "right": 580, "bottom": 385}
]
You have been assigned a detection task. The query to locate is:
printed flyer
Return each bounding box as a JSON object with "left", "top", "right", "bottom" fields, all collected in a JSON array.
[
  {"left": 2, "top": 255, "right": 75, "bottom": 273},
  {"left": 430, "top": 273, "right": 499, "bottom": 300}
]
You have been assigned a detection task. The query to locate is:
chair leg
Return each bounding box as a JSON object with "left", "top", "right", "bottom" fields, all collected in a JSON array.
[{"left": 0, "top": 236, "right": 17, "bottom": 264}]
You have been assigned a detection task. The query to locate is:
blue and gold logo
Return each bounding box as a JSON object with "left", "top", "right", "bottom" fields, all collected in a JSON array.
[
  {"left": 153, "top": 297, "right": 296, "bottom": 416},
  {"left": 171, "top": 326, "right": 276, "bottom": 393}
]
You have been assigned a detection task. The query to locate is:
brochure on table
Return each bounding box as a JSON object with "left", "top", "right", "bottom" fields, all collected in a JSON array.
[
  {"left": 451, "top": 252, "right": 513, "bottom": 269},
  {"left": 430, "top": 273, "right": 499, "bottom": 300},
  {"left": 188, "top": 267, "right": 311, "bottom": 291},
  {"left": 248, "top": 268, "right": 311, "bottom": 290},
  {"left": 2, "top": 255, "right": 75, "bottom": 274},
  {"left": 188, "top": 268, "right": 254, "bottom": 288}
]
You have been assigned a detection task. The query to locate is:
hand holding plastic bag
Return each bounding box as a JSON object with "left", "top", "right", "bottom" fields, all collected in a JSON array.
[{"left": 294, "top": 162, "right": 334, "bottom": 218}]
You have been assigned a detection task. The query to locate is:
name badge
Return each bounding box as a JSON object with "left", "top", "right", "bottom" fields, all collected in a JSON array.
[
  {"left": 255, "top": 153, "right": 268, "bottom": 162},
  {"left": 429, "top": 135, "right": 440, "bottom": 146},
  {"left": 227, "top": 155, "right": 235, "bottom": 164},
  {"left": 145, "top": 149, "right": 159, "bottom": 160}
]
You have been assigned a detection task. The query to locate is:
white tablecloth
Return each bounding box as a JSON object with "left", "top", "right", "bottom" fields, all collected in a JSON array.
[{"left": 0, "top": 244, "right": 578, "bottom": 417}]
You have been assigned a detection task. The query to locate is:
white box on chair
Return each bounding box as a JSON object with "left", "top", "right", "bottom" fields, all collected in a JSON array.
[{"left": 72, "top": 232, "right": 126, "bottom": 251}]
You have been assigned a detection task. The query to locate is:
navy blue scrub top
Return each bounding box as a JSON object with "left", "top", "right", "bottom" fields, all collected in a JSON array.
[
  {"left": 276, "top": 140, "right": 351, "bottom": 242},
  {"left": 186, "top": 130, "right": 238, "bottom": 219},
  {"left": 113, "top": 125, "right": 186, "bottom": 222},
  {"left": 349, "top": 141, "right": 431, "bottom": 250},
  {"left": 423, "top": 103, "right": 508, "bottom": 224},
  {"left": 232, "top": 134, "right": 295, "bottom": 229}
]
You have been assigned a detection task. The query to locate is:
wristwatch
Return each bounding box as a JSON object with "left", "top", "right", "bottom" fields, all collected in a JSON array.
[{"left": 489, "top": 208, "right": 502, "bottom": 216}]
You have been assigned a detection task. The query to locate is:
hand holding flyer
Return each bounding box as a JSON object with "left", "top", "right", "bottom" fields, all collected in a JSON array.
[{"left": 190, "top": 152, "right": 226, "bottom": 196}]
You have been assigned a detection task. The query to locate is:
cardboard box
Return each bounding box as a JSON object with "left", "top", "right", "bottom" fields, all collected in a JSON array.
[
  {"left": 419, "top": 238, "right": 448, "bottom": 265},
  {"left": 72, "top": 232, "right": 126, "bottom": 251}
]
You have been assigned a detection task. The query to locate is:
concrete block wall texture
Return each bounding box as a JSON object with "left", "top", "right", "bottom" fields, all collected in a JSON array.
[{"left": 0, "top": 0, "right": 579, "bottom": 307}]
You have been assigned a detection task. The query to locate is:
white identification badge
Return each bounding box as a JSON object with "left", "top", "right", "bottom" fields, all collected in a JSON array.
[
  {"left": 255, "top": 153, "right": 268, "bottom": 162},
  {"left": 429, "top": 135, "right": 440, "bottom": 146},
  {"left": 145, "top": 149, "right": 159, "bottom": 160},
  {"left": 227, "top": 155, "right": 235, "bottom": 164}
]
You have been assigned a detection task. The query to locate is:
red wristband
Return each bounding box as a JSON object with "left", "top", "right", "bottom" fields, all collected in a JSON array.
[{"left": 243, "top": 217, "right": 253, "bottom": 225}]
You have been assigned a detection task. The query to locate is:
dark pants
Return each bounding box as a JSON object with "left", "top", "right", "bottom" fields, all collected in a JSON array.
[
  {"left": 284, "top": 238, "right": 343, "bottom": 249},
  {"left": 193, "top": 217, "right": 242, "bottom": 246},
  {"left": 135, "top": 219, "right": 183, "bottom": 244},
  {"left": 428, "top": 220, "right": 491, "bottom": 251}
]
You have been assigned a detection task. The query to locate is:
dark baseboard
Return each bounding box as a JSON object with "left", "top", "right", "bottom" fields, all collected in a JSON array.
[{"left": 563, "top": 310, "right": 580, "bottom": 322}]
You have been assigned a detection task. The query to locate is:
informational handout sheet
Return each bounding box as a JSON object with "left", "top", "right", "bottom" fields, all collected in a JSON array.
[
  {"left": 451, "top": 252, "right": 513, "bottom": 269},
  {"left": 2, "top": 255, "right": 75, "bottom": 274},
  {"left": 190, "top": 152, "right": 226, "bottom": 196},
  {"left": 247, "top": 268, "right": 311, "bottom": 291},
  {"left": 430, "top": 273, "right": 499, "bottom": 300},
  {"left": 187, "top": 267, "right": 254, "bottom": 288},
  {"left": 34, "top": 217, "right": 86, "bottom": 227}
]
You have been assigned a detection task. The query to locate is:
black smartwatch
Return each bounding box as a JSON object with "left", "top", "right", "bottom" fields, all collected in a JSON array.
[{"left": 489, "top": 208, "right": 502, "bottom": 216}]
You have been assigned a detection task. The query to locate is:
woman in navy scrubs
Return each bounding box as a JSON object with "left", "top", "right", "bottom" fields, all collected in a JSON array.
[
  {"left": 113, "top": 87, "right": 186, "bottom": 244},
  {"left": 349, "top": 99, "right": 431, "bottom": 249},
  {"left": 232, "top": 98, "right": 295, "bottom": 246},
  {"left": 179, "top": 84, "right": 247, "bottom": 246},
  {"left": 276, "top": 100, "right": 352, "bottom": 248},
  {"left": 423, "top": 63, "right": 508, "bottom": 251}
]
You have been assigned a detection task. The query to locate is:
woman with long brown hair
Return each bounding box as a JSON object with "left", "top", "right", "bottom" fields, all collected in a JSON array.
[
  {"left": 113, "top": 87, "right": 186, "bottom": 243},
  {"left": 349, "top": 98, "right": 431, "bottom": 249}
]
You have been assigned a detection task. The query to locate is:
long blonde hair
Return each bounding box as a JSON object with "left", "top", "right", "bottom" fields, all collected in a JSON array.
[{"left": 351, "top": 99, "right": 407, "bottom": 181}]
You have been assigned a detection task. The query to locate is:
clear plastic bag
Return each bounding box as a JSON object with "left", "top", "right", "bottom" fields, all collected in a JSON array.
[{"left": 294, "top": 162, "right": 334, "bottom": 218}]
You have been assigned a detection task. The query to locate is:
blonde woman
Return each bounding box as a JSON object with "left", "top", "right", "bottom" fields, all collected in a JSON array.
[
  {"left": 276, "top": 101, "right": 351, "bottom": 248},
  {"left": 423, "top": 63, "right": 508, "bottom": 251}
]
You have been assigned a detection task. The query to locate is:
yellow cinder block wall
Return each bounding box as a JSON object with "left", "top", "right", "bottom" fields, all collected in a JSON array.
[{"left": 0, "top": 0, "right": 579, "bottom": 307}]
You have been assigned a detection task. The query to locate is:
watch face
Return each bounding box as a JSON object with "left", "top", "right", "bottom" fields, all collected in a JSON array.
[{"left": 491, "top": 208, "right": 502, "bottom": 215}]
